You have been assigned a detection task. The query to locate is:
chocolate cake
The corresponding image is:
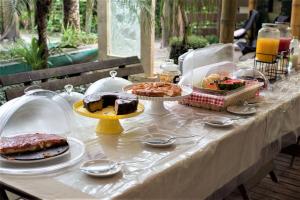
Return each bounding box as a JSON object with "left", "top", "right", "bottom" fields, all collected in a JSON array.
[{"left": 83, "top": 92, "right": 138, "bottom": 115}]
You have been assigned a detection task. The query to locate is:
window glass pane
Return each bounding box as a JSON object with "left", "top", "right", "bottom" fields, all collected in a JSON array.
[{"left": 110, "top": 0, "right": 141, "bottom": 57}]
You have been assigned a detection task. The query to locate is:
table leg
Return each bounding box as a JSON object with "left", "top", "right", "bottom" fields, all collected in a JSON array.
[
  {"left": 238, "top": 184, "right": 250, "bottom": 200},
  {"left": 269, "top": 170, "right": 279, "bottom": 183},
  {"left": 0, "top": 182, "right": 41, "bottom": 200},
  {"left": 0, "top": 187, "right": 8, "bottom": 200}
]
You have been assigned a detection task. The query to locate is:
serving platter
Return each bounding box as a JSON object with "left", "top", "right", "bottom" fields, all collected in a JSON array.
[
  {"left": 0, "top": 144, "right": 70, "bottom": 164},
  {"left": 0, "top": 137, "right": 85, "bottom": 175},
  {"left": 193, "top": 80, "right": 262, "bottom": 96},
  {"left": 123, "top": 84, "right": 192, "bottom": 115}
]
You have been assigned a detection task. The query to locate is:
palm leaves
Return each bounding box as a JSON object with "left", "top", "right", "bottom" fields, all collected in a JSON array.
[{"left": 11, "top": 38, "right": 46, "bottom": 70}]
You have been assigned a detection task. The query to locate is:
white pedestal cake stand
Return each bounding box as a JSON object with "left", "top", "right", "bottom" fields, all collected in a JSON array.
[{"left": 124, "top": 85, "right": 193, "bottom": 115}]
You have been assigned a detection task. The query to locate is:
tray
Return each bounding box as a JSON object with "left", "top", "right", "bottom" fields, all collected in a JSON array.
[{"left": 182, "top": 81, "right": 264, "bottom": 111}]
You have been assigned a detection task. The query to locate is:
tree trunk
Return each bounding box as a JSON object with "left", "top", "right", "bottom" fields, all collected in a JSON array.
[
  {"left": 29, "top": 3, "right": 35, "bottom": 32},
  {"left": 171, "top": 1, "right": 181, "bottom": 37},
  {"left": 178, "top": 0, "right": 188, "bottom": 47},
  {"left": 219, "top": 0, "right": 238, "bottom": 43},
  {"left": 291, "top": 0, "right": 300, "bottom": 39},
  {"left": 0, "top": 0, "right": 19, "bottom": 41},
  {"left": 63, "top": 0, "right": 80, "bottom": 29},
  {"left": 0, "top": 0, "right": 3, "bottom": 34},
  {"left": 161, "top": 0, "right": 172, "bottom": 47},
  {"left": 36, "top": 0, "right": 52, "bottom": 69},
  {"left": 85, "top": 0, "right": 94, "bottom": 33}
]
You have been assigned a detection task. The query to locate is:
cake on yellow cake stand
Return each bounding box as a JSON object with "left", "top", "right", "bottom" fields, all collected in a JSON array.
[{"left": 73, "top": 101, "right": 144, "bottom": 135}]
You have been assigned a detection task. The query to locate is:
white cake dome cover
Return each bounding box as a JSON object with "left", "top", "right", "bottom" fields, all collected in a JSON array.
[
  {"left": 0, "top": 87, "right": 74, "bottom": 138},
  {"left": 85, "top": 70, "right": 132, "bottom": 96}
]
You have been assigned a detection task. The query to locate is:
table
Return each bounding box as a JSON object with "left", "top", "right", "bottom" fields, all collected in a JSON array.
[{"left": 1, "top": 73, "right": 300, "bottom": 200}]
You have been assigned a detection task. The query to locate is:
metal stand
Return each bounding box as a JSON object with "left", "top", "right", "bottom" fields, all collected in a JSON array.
[{"left": 254, "top": 51, "right": 289, "bottom": 81}]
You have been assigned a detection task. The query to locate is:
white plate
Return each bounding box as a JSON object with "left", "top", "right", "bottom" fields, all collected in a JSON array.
[
  {"left": 227, "top": 105, "right": 256, "bottom": 115},
  {"left": 80, "top": 159, "right": 122, "bottom": 177},
  {"left": 0, "top": 146, "right": 70, "bottom": 164},
  {"left": 203, "top": 116, "right": 234, "bottom": 127},
  {"left": 142, "top": 134, "right": 175, "bottom": 148}
]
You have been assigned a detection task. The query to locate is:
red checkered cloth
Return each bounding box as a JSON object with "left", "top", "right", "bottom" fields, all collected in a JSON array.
[{"left": 181, "top": 90, "right": 225, "bottom": 107}]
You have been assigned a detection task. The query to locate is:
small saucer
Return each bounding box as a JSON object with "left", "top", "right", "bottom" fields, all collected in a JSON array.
[
  {"left": 203, "top": 116, "right": 234, "bottom": 128},
  {"left": 80, "top": 159, "right": 121, "bottom": 177},
  {"left": 227, "top": 105, "right": 256, "bottom": 115},
  {"left": 142, "top": 134, "right": 175, "bottom": 148}
]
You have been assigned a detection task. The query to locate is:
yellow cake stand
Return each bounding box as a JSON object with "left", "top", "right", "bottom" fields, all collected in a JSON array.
[{"left": 73, "top": 101, "right": 144, "bottom": 135}]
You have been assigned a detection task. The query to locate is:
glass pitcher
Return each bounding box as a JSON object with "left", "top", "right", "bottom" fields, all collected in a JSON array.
[
  {"left": 276, "top": 22, "right": 292, "bottom": 54},
  {"left": 256, "top": 23, "right": 280, "bottom": 63}
]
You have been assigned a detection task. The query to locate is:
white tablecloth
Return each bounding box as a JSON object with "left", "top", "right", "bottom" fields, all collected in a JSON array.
[{"left": 1, "top": 73, "right": 300, "bottom": 200}]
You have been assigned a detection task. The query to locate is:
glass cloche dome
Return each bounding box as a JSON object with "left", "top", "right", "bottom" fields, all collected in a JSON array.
[
  {"left": 85, "top": 70, "right": 132, "bottom": 96},
  {"left": 0, "top": 87, "right": 85, "bottom": 175}
]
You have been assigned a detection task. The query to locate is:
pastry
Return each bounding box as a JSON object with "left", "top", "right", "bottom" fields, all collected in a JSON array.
[
  {"left": 0, "top": 133, "right": 68, "bottom": 155},
  {"left": 131, "top": 82, "right": 182, "bottom": 97},
  {"left": 83, "top": 92, "right": 138, "bottom": 115}
]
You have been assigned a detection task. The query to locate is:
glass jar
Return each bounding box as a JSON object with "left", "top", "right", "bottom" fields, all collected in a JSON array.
[
  {"left": 159, "top": 59, "right": 181, "bottom": 83},
  {"left": 289, "top": 36, "right": 299, "bottom": 69},
  {"left": 276, "top": 22, "right": 292, "bottom": 53},
  {"left": 256, "top": 23, "right": 280, "bottom": 63}
]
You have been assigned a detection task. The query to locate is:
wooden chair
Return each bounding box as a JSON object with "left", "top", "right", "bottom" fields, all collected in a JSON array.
[
  {"left": 0, "top": 56, "right": 143, "bottom": 101},
  {"left": 281, "top": 136, "right": 300, "bottom": 167}
]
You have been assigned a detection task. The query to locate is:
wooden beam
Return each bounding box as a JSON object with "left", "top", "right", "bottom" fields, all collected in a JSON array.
[
  {"left": 248, "top": 0, "right": 256, "bottom": 11},
  {"left": 98, "top": 0, "right": 110, "bottom": 60},
  {"left": 291, "top": 0, "right": 300, "bottom": 39},
  {"left": 219, "top": 0, "right": 238, "bottom": 43},
  {"left": 140, "top": 0, "right": 156, "bottom": 77}
]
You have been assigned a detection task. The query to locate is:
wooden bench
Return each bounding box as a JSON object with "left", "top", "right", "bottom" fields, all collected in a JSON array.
[{"left": 0, "top": 56, "right": 144, "bottom": 100}]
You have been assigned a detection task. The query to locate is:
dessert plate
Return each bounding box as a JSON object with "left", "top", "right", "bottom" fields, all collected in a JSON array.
[
  {"left": 227, "top": 105, "right": 256, "bottom": 115},
  {"left": 203, "top": 116, "right": 234, "bottom": 127},
  {"left": 80, "top": 159, "right": 122, "bottom": 177},
  {"left": 142, "top": 134, "right": 176, "bottom": 148}
]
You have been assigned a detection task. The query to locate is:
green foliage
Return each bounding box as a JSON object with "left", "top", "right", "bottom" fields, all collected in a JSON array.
[
  {"left": 169, "top": 35, "right": 209, "bottom": 64},
  {"left": 155, "top": 0, "right": 163, "bottom": 37},
  {"left": 170, "top": 35, "right": 209, "bottom": 49},
  {"left": 204, "top": 35, "right": 219, "bottom": 44},
  {"left": 47, "top": 0, "right": 63, "bottom": 32},
  {"left": 60, "top": 26, "right": 98, "bottom": 48},
  {"left": 10, "top": 38, "right": 46, "bottom": 70}
]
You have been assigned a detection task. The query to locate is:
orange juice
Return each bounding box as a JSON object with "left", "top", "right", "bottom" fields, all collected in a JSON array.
[{"left": 256, "top": 38, "right": 280, "bottom": 63}]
